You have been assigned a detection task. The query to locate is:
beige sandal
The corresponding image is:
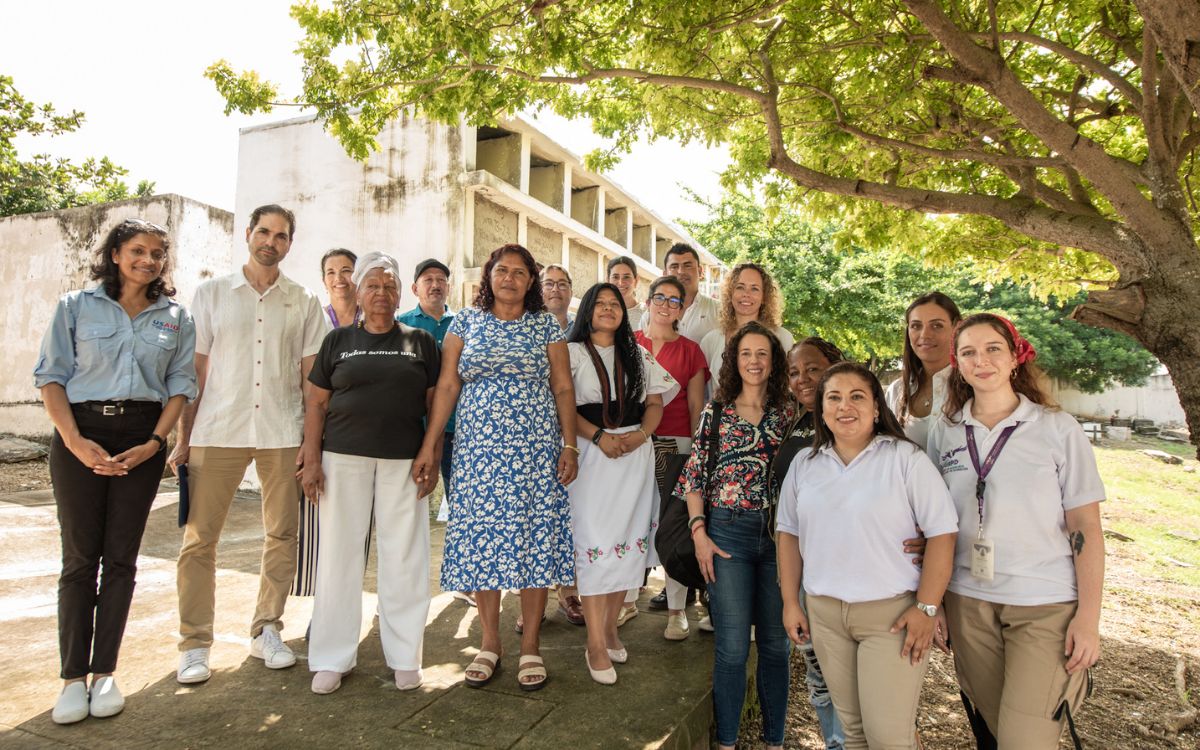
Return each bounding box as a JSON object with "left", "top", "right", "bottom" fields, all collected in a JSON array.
[
  {"left": 517, "top": 654, "right": 548, "bottom": 692},
  {"left": 464, "top": 651, "right": 500, "bottom": 688}
]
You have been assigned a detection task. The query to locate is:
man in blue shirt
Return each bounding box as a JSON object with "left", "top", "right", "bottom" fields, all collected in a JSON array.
[{"left": 397, "top": 259, "right": 456, "bottom": 512}]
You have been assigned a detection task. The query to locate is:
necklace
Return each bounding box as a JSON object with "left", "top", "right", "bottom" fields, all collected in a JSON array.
[{"left": 920, "top": 397, "right": 932, "bottom": 408}]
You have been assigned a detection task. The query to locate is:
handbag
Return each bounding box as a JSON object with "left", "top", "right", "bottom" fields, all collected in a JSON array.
[{"left": 654, "top": 402, "right": 722, "bottom": 590}]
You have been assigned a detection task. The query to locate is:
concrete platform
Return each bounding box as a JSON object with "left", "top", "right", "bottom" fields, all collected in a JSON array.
[{"left": 0, "top": 485, "right": 714, "bottom": 749}]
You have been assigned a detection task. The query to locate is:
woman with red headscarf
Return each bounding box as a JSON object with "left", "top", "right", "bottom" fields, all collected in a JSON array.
[{"left": 927, "top": 313, "right": 1105, "bottom": 749}]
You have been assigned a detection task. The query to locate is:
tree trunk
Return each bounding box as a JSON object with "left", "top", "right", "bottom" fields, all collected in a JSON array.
[{"left": 1073, "top": 240, "right": 1200, "bottom": 458}]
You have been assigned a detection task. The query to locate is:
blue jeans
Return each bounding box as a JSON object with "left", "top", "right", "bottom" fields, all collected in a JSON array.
[{"left": 706, "top": 507, "right": 790, "bottom": 746}]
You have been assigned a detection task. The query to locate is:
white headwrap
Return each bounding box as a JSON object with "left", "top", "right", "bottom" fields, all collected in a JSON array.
[{"left": 352, "top": 251, "right": 401, "bottom": 287}]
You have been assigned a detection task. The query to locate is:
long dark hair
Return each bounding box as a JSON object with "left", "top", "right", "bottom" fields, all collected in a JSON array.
[
  {"left": 90, "top": 218, "right": 175, "bottom": 301},
  {"left": 474, "top": 244, "right": 545, "bottom": 313},
  {"left": 943, "top": 313, "right": 1056, "bottom": 421},
  {"left": 809, "top": 361, "right": 914, "bottom": 455},
  {"left": 897, "top": 291, "right": 962, "bottom": 421},
  {"left": 567, "top": 283, "right": 644, "bottom": 410},
  {"left": 714, "top": 322, "right": 789, "bottom": 409}
]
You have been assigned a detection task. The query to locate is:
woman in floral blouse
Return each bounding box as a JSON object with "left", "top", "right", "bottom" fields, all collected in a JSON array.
[{"left": 676, "top": 321, "right": 793, "bottom": 750}]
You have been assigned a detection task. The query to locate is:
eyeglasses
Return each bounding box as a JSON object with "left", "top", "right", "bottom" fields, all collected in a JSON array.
[
  {"left": 649, "top": 293, "right": 683, "bottom": 309},
  {"left": 543, "top": 281, "right": 572, "bottom": 291}
]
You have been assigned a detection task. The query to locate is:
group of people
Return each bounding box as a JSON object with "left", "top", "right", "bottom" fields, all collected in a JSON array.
[{"left": 35, "top": 205, "right": 1105, "bottom": 750}]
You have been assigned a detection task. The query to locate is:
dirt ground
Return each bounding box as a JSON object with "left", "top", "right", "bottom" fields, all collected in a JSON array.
[{"left": 4, "top": 450, "right": 1196, "bottom": 749}]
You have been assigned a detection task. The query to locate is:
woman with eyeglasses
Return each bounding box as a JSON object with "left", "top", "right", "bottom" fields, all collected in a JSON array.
[
  {"left": 634, "top": 275, "right": 709, "bottom": 640},
  {"left": 699, "top": 263, "right": 794, "bottom": 391},
  {"left": 34, "top": 218, "right": 198, "bottom": 724}
]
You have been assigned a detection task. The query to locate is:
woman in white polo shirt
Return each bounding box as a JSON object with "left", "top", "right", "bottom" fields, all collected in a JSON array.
[
  {"left": 777, "top": 361, "right": 958, "bottom": 749},
  {"left": 927, "top": 314, "right": 1105, "bottom": 748}
]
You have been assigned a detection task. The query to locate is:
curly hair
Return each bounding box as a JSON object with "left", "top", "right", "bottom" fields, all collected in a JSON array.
[
  {"left": 473, "top": 244, "right": 546, "bottom": 313},
  {"left": 942, "top": 313, "right": 1056, "bottom": 421},
  {"left": 717, "top": 262, "right": 782, "bottom": 335},
  {"left": 791, "top": 336, "right": 845, "bottom": 367},
  {"left": 714, "top": 322, "right": 790, "bottom": 409},
  {"left": 808, "top": 361, "right": 915, "bottom": 456},
  {"left": 897, "top": 291, "right": 962, "bottom": 422},
  {"left": 566, "top": 283, "right": 645, "bottom": 409},
  {"left": 90, "top": 218, "right": 175, "bottom": 301}
]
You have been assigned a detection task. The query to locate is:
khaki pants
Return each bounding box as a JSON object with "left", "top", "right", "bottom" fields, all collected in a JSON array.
[
  {"left": 807, "top": 593, "right": 927, "bottom": 750},
  {"left": 177, "top": 446, "right": 301, "bottom": 651},
  {"left": 944, "top": 591, "right": 1089, "bottom": 749}
]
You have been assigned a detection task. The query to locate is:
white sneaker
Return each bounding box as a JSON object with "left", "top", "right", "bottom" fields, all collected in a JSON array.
[
  {"left": 251, "top": 624, "right": 296, "bottom": 669},
  {"left": 664, "top": 612, "right": 690, "bottom": 641},
  {"left": 176, "top": 647, "right": 211, "bottom": 684},
  {"left": 88, "top": 675, "right": 124, "bottom": 718},
  {"left": 698, "top": 615, "right": 714, "bottom": 632},
  {"left": 51, "top": 681, "right": 89, "bottom": 724}
]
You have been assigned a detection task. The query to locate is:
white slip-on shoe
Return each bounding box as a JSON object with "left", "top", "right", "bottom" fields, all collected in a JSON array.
[
  {"left": 664, "top": 612, "right": 691, "bottom": 641},
  {"left": 394, "top": 669, "right": 423, "bottom": 691},
  {"left": 88, "top": 675, "right": 124, "bottom": 718},
  {"left": 51, "top": 681, "right": 89, "bottom": 725},
  {"left": 176, "top": 647, "right": 211, "bottom": 684},
  {"left": 311, "top": 670, "right": 347, "bottom": 695},
  {"left": 250, "top": 624, "right": 296, "bottom": 669}
]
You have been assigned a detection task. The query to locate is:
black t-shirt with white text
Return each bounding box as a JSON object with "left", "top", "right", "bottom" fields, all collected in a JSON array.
[{"left": 308, "top": 323, "right": 440, "bottom": 459}]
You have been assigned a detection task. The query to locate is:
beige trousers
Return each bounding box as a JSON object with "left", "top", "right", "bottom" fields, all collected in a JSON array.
[
  {"left": 807, "top": 593, "right": 927, "bottom": 750},
  {"left": 944, "top": 591, "right": 1089, "bottom": 749},
  {"left": 177, "top": 446, "right": 301, "bottom": 650}
]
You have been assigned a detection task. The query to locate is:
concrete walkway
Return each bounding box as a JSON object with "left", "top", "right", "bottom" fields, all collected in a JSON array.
[{"left": 0, "top": 485, "right": 713, "bottom": 749}]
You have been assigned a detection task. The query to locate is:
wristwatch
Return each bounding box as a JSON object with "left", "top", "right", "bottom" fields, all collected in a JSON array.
[
  {"left": 149, "top": 434, "right": 167, "bottom": 453},
  {"left": 915, "top": 601, "right": 938, "bottom": 617}
]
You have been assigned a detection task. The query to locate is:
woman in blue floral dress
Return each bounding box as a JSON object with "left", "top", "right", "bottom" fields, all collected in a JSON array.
[{"left": 412, "top": 244, "right": 579, "bottom": 692}]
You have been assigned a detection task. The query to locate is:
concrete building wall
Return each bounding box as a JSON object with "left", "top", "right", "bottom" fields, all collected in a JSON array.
[
  {"left": 234, "top": 112, "right": 468, "bottom": 305},
  {"left": 0, "top": 195, "right": 233, "bottom": 437},
  {"left": 1051, "top": 370, "right": 1187, "bottom": 426}
]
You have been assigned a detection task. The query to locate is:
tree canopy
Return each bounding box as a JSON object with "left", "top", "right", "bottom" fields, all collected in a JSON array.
[
  {"left": 1, "top": 75, "right": 153, "bottom": 217},
  {"left": 686, "top": 190, "right": 1158, "bottom": 393},
  {"left": 207, "top": 0, "right": 1200, "bottom": 450}
]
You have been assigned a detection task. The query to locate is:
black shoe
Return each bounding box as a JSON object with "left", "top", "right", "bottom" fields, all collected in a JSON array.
[{"left": 648, "top": 590, "right": 669, "bottom": 610}]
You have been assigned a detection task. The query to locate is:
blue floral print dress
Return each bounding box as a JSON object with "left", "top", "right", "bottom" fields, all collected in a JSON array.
[{"left": 439, "top": 307, "right": 575, "bottom": 591}]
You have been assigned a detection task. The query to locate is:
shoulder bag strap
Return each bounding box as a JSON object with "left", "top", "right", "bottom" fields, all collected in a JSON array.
[{"left": 702, "top": 402, "right": 723, "bottom": 515}]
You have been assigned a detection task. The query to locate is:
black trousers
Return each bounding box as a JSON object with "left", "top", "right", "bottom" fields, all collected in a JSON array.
[{"left": 50, "top": 404, "right": 165, "bottom": 679}]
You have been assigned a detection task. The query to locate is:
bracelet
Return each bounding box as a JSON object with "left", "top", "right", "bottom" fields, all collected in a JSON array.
[
  {"left": 148, "top": 434, "right": 166, "bottom": 453},
  {"left": 638, "top": 428, "right": 650, "bottom": 441},
  {"left": 687, "top": 515, "right": 706, "bottom": 530},
  {"left": 690, "top": 524, "right": 706, "bottom": 538},
  {"left": 591, "top": 430, "right": 606, "bottom": 446},
  {"left": 562, "top": 444, "right": 580, "bottom": 455}
]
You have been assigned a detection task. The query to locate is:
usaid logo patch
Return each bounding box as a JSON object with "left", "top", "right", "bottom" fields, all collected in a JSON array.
[
  {"left": 152, "top": 319, "right": 180, "bottom": 333},
  {"left": 938, "top": 445, "right": 969, "bottom": 474}
]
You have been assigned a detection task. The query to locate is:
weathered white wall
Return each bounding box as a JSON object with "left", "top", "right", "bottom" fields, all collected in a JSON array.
[
  {"left": 0, "top": 195, "right": 233, "bottom": 437},
  {"left": 233, "top": 113, "right": 467, "bottom": 307},
  {"left": 1051, "top": 369, "right": 1187, "bottom": 426}
]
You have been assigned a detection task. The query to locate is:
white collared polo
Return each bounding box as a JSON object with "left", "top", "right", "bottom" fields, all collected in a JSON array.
[
  {"left": 885, "top": 363, "right": 952, "bottom": 451},
  {"left": 776, "top": 435, "right": 959, "bottom": 603},
  {"left": 926, "top": 395, "right": 1106, "bottom": 606},
  {"left": 189, "top": 270, "right": 326, "bottom": 449}
]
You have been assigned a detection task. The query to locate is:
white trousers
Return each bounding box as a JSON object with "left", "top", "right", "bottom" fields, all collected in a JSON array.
[{"left": 308, "top": 452, "right": 430, "bottom": 672}]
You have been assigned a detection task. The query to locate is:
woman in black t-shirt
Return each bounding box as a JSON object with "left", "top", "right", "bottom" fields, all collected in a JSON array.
[{"left": 298, "top": 252, "right": 441, "bottom": 696}]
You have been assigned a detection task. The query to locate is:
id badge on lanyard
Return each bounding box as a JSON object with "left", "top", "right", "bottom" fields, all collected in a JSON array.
[{"left": 966, "top": 423, "right": 1019, "bottom": 581}]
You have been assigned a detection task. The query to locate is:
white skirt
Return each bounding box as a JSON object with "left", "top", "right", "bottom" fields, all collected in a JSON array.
[{"left": 568, "top": 425, "right": 659, "bottom": 596}]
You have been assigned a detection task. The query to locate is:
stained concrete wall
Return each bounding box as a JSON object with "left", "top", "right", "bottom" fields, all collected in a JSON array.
[
  {"left": 234, "top": 112, "right": 468, "bottom": 306},
  {"left": 1051, "top": 370, "right": 1187, "bottom": 426},
  {"left": 0, "top": 195, "right": 233, "bottom": 436}
]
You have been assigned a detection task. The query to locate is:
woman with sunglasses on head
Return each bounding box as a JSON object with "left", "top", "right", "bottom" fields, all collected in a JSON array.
[
  {"left": 927, "top": 314, "right": 1105, "bottom": 748},
  {"left": 680, "top": 322, "right": 794, "bottom": 750},
  {"left": 634, "top": 276, "right": 710, "bottom": 640},
  {"left": 699, "top": 263, "right": 794, "bottom": 391},
  {"left": 885, "top": 292, "right": 962, "bottom": 450},
  {"left": 777, "top": 362, "right": 958, "bottom": 750},
  {"left": 566, "top": 283, "right": 676, "bottom": 683},
  {"left": 34, "top": 218, "right": 197, "bottom": 724}
]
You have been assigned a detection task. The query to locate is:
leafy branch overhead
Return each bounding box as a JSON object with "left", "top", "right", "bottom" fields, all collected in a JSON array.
[
  {"left": 207, "top": 0, "right": 1200, "bottom": 450},
  {"left": 0, "top": 76, "right": 154, "bottom": 217}
]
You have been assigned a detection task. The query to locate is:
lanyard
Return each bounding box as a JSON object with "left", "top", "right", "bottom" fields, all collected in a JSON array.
[
  {"left": 964, "top": 423, "right": 1019, "bottom": 537},
  {"left": 326, "top": 304, "right": 361, "bottom": 328}
]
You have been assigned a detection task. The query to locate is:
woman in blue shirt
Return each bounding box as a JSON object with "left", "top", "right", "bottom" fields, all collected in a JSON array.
[{"left": 34, "top": 218, "right": 197, "bottom": 725}]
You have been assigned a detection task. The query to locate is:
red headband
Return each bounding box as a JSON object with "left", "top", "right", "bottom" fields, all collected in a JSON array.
[{"left": 951, "top": 315, "right": 1037, "bottom": 367}]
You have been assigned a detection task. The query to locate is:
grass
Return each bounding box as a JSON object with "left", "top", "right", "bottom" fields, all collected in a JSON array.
[{"left": 1094, "top": 435, "right": 1200, "bottom": 588}]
